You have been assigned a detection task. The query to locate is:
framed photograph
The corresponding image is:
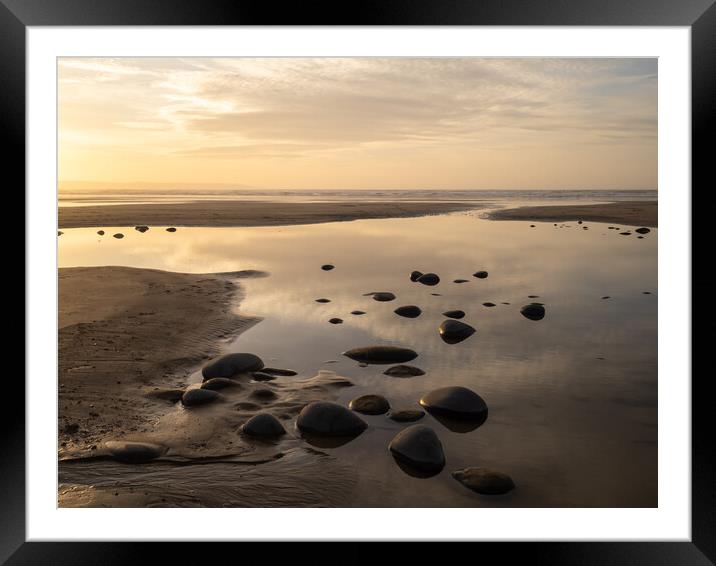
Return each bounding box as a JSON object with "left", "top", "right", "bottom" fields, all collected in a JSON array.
[{"left": 11, "top": 0, "right": 707, "bottom": 562}]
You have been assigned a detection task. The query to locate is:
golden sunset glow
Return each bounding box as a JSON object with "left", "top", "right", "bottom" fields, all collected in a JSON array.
[{"left": 59, "top": 57, "right": 657, "bottom": 191}]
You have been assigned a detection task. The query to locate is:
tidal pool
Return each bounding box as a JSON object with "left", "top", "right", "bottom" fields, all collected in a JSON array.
[{"left": 59, "top": 212, "right": 657, "bottom": 507}]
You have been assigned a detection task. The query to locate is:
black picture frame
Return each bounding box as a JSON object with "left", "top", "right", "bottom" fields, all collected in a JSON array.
[{"left": 8, "top": 0, "right": 708, "bottom": 563}]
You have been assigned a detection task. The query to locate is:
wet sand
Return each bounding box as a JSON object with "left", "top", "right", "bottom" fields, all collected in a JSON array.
[
  {"left": 58, "top": 200, "right": 478, "bottom": 228},
  {"left": 488, "top": 200, "right": 657, "bottom": 227},
  {"left": 58, "top": 266, "right": 368, "bottom": 507}
]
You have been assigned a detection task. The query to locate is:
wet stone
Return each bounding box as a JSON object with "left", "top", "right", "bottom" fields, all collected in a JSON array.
[
  {"left": 420, "top": 386, "right": 488, "bottom": 421},
  {"left": 410, "top": 270, "right": 424, "bottom": 282},
  {"left": 394, "top": 305, "right": 422, "bottom": 318},
  {"left": 453, "top": 279, "right": 469, "bottom": 283},
  {"left": 442, "top": 310, "right": 465, "bottom": 319},
  {"left": 297, "top": 401, "right": 368, "bottom": 437},
  {"left": 113, "top": 233, "right": 124, "bottom": 239},
  {"left": 241, "top": 413, "right": 286, "bottom": 438},
  {"left": 201, "top": 377, "right": 239, "bottom": 390},
  {"left": 329, "top": 318, "right": 344, "bottom": 324},
  {"left": 262, "top": 367, "right": 298, "bottom": 376},
  {"left": 351, "top": 310, "right": 366, "bottom": 315},
  {"left": 383, "top": 365, "right": 425, "bottom": 377},
  {"left": 416, "top": 273, "right": 440, "bottom": 286},
  {"left": 388, "top": 409, "right": 425, "bottom": 422},
  {"left": 439, "top": 319, "right": 475, "bottom": 344},
  {"left": 252, "top": 371, "right": 277, "bottom": 382},
  {"left": 452, "top": 468, "right": 516, "bottom": 495},
  {"left": 343, "top": 346, "right": 418, "bottom": 364},
  {"left": 104, "top": 441, "right": 166, "bottom": 464},
  {"left": 202, "top": 353, "right": 264, "bottom": 379},
  {"left": 181, "top": 388, "right": 220, "bottom": 407},
  {"left": 388, "top": 425, "right": 445, "bottom": 473},
  {"left": 349, "top": 394, "right": 390, "bottom": 415},
  {"left": 321, "top": 264, "right": 335, "bottom": 271},
  {"left": 482, "top": 302, "right": 496, "bottom": 307},
  {"left": 520, "top": 303, "right": 546, "bottom": 321},
  {"left": 635, "top": 227, "right": 651, "bottom": 234},
  {"left": 315, "top": 298, "right": 331, "bottom": 303},
  {"left": 250, "top": 388, "right": 278, "bottom": 401},
  {"left": 135, "top": 225, "right": 149, "bottom": 233},
  {"left": 473, "top": 271, "right": 488, "bottom": 279},
  {"left": 166, "top": 227, "right": 177, "bottom": 232},
  {"left": 97, "top": 230, "right": 105, "bottom": 235},
  {"left": 372, "top": 292, "right": 396, "bottom": 302}
]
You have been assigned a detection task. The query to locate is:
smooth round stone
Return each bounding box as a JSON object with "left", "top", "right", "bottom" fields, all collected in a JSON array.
[
  {"left": 97, "top": 230, "right": 105, "bottom": 235},
  {"left": 394, "top": 305, "right": 422, "bottom": 318},
  {"left": 241, "top": 413, "right": 286, "bottom": 438},
  {"left": 453, "top": 279, "right": 469, "bottom": 283},
  {"left": 452, "top": 468, "right": 515, "bottom": 495},
  {"left": 201, "top": 353, "right": 264, "bottom": 379},
  {"left": 372, "top": 292, "right": 396, "bottom": 302},
  {"left": 329, "top": 318, "right": 343, "bottom": 324},
  {"left": 201, "top": 377, "right": 239, "bottom": 390},
  {"left": 315, "top": 298, "right": 331, "bottom": 303},
  {"left": 635, "top": 227, "right": 651, "bottom": 234},
  {"left": 442, "top": 310, "right": 465, "bottom": 319},
  {"left": 351, "top": 310, "right": 366, "bottom": 315},
  {"left": 251, "top": 388, "right": 278, "bottom": 401},
  {"left": 416, "top": 273, "right": 440, "bottom": 286},
  {"left": 343, "top": 346, "right": 418, "bottom": 364},
  {"left": 410, "top": 270, "right": 423, "bottom": 282},
  {"left": 166, "top": 227, "right": 177, "bottom": 232},
  {"left": 520, "top": 303, "right": 546, "bottom": 321},
  {"left": 252, "top": 371, "right": 277, "bottom": 381},
  {"left": 135, "top": 225, "right": 149, "bottom": 233},
  {"left": 261, "top": 367, "right": 298, "bottom": 376},
  {"left": 297, "top": 401, "right": 368, "bottom": 437},
  {"left": 105, "top": 441, "right": 165, "bottom": 464},
  {"left": 439, "top": 319, "right": 475, "bottom": 344},
  {"left": 113, "top": 233, "right": 124, "bottom": 239},
  {"left": 321, "top": 264, "right": 335, "bottom": 271},
  {"left": 181, "top": 388, "right": 220, "bottom": 407},
  {"left": 388, "top": 425, "right": 445, "bottom": 472},
  {"left": 420, "top": 386, "right": 488, "bottom": 421},
  {"left": 388, "top": 409, "right": 425, "bottom": 422},
  {"left": 349, "top": 394, "right": 390, "bottom": 415},
  {"left": 482, "top": 302, "right": 496, "bottom": 307},
  {"left": 383, "top": 364, "right": 425, "bottom": 377},
  {"left": 473, "top": 271, "right": 488, "bottom": 279}
]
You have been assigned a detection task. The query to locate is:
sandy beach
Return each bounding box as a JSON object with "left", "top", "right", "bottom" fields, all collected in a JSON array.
[
  {"left": 58, "top": 200, "right": 478, "bottom": 229},
  {"left": 488, "top": 200, "right": 657, "bottom": 227}
]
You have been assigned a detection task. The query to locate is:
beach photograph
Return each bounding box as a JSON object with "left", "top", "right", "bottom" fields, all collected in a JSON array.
[{"left": 57, "top": 57, "right": 657, "bottom": 508}]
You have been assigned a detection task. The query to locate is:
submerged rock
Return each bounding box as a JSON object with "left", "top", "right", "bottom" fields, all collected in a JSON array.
[
  {"left": 520, "top": 303, "right": 546, "bottom": 321},
  {"left": 410, "top": 270, "right": 424, "bottom": 282},
  {"left": 166, "top": 227, "right": 177, "bottom": 232},
  {"left": 473, "top": 271, "right": 488, "bottom": 279},
  {"left": 349, "top": 394, "right": 390, "bottom": 415},
  {"left": 241, "top": 413, "right": 286, "bottom": 438},
  {"left": 453, "top": 279, "right": 469, "bottom": 283},
  {"left": 250, "top": 388, "right": 278, "bottom": 401},
  {"left": 261, "top": 367, "right": 298, "bottom": 376},
  {"left": 452, "top": 468, "right": 515, "bottom": 495},
  {"left": 315, "top": 298, "right": 331, "bottom": 303},
  {"left": 351, "top": 310, "right": 366, "bottom": 315},
  {"left": 388, "top": 409, "right": 425, "bottom": 422},
  {"left": 442, "top": 310, "right": 465, "bottom": 319},
  {"left": 416, "top": 273, "right": 440, "bottom": 286},
  {"left": 383, "top": 365, "right": 425, "bottom": 377},
  {"left": 343, "top": 346, "right": 418, "bottom": 364},
  {"left": 389, "top": 425, "right": 445, "bottom": 472},
  {"left": 105, "top": 441, "right": 165, "bottom": 464},
  {"left": 439, "top": 319, "right": 475, "bottom": 344},
  {"left": 135, "top": 225, "right": 149, "bottom": 233},
  {"left": 371, "top": 292, "right": 396, "bottom": 302},
  {"left": 328, "top": 318, "right": 343, "bottom": 324},
  {"left": 619, "top": 232, "right": 632, "bottom": 236},
  {"left": 420, "top": 386, "right": 488, "bottom": 421},
  {"left": 181, "top": 388, "right": 220, "bottom": 407},
  {"left": 201, "top": 353, "right": 264, "bottom": 379},
  {"left": 252, "top": 371, "right": 277, "bottom": 381},
  {"left": 321, "top": 264, "right": 335, "bottom": 271},
  {"left": 394, "top": 305, "right": 422, "bottom": 318},
  {"left": 635, "top": 227, "right": 651, "bottom": 234},
  {"left": 297, "top": 401, "right": 368, "bottom": 437},
  {"left": 201, "top": 377, "right": 239, "bottom": 390},
  {"left": 482, "top": 302, "right": 496, "bottom": 307},
  {"left": 113, "top": 233, "right": 124, "bottom": 239}
]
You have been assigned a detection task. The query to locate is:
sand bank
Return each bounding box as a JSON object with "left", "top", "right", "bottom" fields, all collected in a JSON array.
[
  {"left": 58, "top": 266, "right": 368, "bottom": 507},
  {"left": 488, "top": 200, "right": 657, "bottom": 227},
  {"left": 58, "top": 200, "right": 478, "bottom": 228}
]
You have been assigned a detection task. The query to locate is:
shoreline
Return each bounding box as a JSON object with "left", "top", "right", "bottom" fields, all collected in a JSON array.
[
  {"left": 58, "top": 200, "right": 479, "bottom": 229},
  {"left": 487, "top": 200, "right": 657, "bottom": 227}
]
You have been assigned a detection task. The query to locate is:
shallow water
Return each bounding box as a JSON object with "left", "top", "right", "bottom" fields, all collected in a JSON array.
[{"left": 59, "top": 212, "right": 657, "bottom": 507}]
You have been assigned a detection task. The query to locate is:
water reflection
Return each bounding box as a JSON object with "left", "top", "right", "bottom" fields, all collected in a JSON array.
[{"left": 59, "top": 212, "right": 657, "bottom": 507}]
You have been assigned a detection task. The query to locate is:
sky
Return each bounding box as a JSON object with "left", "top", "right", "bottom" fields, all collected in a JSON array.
[{"left": 58, "top": 57, "right": 657, "bottom": 191}]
